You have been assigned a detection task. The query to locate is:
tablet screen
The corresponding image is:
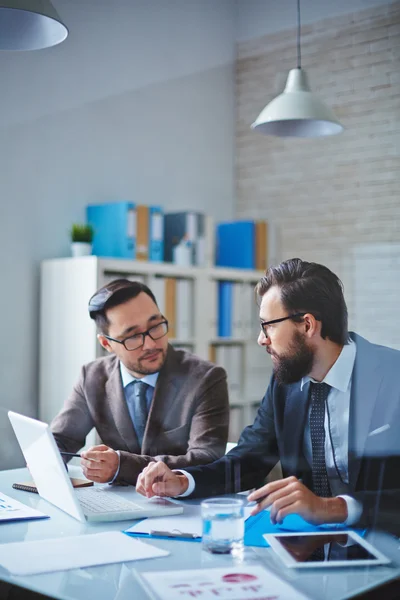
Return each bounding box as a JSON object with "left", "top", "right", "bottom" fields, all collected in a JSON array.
[{"left": 274, "top": 533, "right": 376, "bottom": 563}]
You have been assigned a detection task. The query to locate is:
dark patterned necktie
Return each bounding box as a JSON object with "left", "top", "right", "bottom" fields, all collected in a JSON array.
[
  {"left": 309, "top": 382, "right": 332, "bottom": 498},
  {"left": 126, "top": 381, "right": 149, "bottom": 446}
]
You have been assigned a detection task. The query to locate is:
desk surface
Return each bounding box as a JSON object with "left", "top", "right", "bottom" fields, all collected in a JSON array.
[{"left": 0, "top": 468, "right": 399, "bottom": 600}]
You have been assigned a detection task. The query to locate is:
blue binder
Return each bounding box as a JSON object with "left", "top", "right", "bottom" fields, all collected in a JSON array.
[
  {"left": 86, "top": 201, "right": 136, "bottom": 259},
  {"left": 218, "top": 281, "right": 233, "bottom": 337},
  {"left": 149, "top": 206, "right": 164, "bottom": 262},
  {"left": 216, "top": 221, "right": 255, "bottom": 269}
]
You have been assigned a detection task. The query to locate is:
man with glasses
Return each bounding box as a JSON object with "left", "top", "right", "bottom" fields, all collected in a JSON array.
[
  {"left": 136, "top": 258, "right": 400, "bottom": 534},
  {"left": 51, "top": 279, "right": 229, "bottom": 485}
]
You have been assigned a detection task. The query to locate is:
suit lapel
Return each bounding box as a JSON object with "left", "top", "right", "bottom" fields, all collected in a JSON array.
[
  {"left": 283, "top": 382, "right": 310, "bottom": 476},
  {"left": 348, "top": 334, "right": 382, "bottom": 487},
  {"left": 142, "top": 345, "right": 178, "bottom": 452},
  {"left": 106, "top": 360, "right": 140, "bottom": 452}
]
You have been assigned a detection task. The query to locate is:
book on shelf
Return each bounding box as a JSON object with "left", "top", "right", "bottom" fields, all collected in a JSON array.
[
  {"left": 255, "top": 220, "right": 268, "bottom": 271},
  {"left": 136, "top": 205, "right": 149, "bottom": 261},
  {"left": 175, "top": 279, "right": 193, "bottom": 340},
  {"left": 216, "top": 221, "right": 255, "bottom": 269},
  {"left": 217, "top": 281, "right": 233, "bottom": 337},
  {"left": 86, "top": 201, "right": 136, "bottom": 259},
  {"left": 213, "top": 344, "right": 243, "bottom": 407},
  {"left": 149, "top": 206, "right": 164, "bottom": 262},
  {"left": 164, "top": 278, "right": 177, "bottom": 338},
  {"left": 147, "top": 274, "right": 166, "bottom": 314},
  {"left": 164, "top": 211, "right": 206, "bottom": 266},
  {"left": 228, "top": 405, "right": 243, "bottom": 443}
]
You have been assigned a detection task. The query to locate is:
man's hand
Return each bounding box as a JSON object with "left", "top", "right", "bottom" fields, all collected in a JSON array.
[
  {"left": 80, "top": 445, "right": 119, "bottom": 483},
  {"left": 247, "top": 476, "right": 348, "bottom": 525},
  {"left": 136, "top": 462, "right": 189, "bottom": 498}
]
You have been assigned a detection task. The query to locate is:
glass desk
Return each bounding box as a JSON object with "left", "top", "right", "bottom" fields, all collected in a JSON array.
[{"left": 0, "top": 468, "right": 399, "bottom": 600}]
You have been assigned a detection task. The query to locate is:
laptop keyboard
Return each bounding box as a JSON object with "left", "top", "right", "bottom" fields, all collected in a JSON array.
[{"left": 75, "top": 488, "right": 143, "bottom": 514}]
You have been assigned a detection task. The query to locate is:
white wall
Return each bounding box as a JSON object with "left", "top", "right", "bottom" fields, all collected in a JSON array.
[
  {"left": 236, "top": 0, "right": 393, "bottom": 41},
  {"left": 0, "top": 0, "right": 236, "bottom": 469}
]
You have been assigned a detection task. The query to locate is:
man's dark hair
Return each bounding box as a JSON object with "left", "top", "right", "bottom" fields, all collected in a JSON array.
[
  {"left": 256, "top": 258, "right": 349, "bottom": 345},
  {"left": 88, "top": 278, "right": 158, "bottom": 334}
]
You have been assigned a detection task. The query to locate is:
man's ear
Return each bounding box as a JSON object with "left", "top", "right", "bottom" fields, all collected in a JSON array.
[
  {"left": 97, "top": 334, "right": 112, "bottom": 353},
  {"left": 303, "top": 313, "right": 321, "bottom": 338}
]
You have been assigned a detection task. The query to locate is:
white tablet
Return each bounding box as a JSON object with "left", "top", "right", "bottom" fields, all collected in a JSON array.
[{"left": 264, "top": 531, "right": 390, "bottom": 568}]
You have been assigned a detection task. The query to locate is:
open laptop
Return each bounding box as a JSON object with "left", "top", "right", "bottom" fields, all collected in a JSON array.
[{"left": 8, "top": 411, "right": 183, "bottom": 523}]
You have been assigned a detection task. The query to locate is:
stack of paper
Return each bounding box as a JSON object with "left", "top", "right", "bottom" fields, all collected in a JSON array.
[{"left": 0, "top": 531, "right": 169, "bottom": 575}]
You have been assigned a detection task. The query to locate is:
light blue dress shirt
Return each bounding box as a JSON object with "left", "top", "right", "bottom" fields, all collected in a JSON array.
[{"left": 108, "top": 363, "right": 159, "bottom": 483}]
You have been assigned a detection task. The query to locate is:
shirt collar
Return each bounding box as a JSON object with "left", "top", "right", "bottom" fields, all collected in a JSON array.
[
  {"left": 119, "top": 361, "right": 159, "bottom": 389},
  {"left": 300, "top": 339, "right": 356, "bottom": 392}
]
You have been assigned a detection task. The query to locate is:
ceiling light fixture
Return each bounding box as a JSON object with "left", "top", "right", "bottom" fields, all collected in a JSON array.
[
  {"left": 251, "top": 0, "right": 343, "bottom": 138},
  {"left": 0, "top": 0, "right": 68, "bottom": 51}
]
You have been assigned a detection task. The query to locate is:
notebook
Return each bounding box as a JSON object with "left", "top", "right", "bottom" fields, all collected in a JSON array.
[
  {"left": 12, "top": 478, "right": 93, "bottom": 493},
  {"left": 8, "top": 411, "right": 183, "bottom": 523}
]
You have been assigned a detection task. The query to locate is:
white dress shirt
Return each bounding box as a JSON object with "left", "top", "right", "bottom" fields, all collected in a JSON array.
[{"left": 179, "top": 341, "right": 363, "bottom": 525}]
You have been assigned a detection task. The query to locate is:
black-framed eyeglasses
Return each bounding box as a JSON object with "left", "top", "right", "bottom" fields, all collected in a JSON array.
[
  {"left": 103, "top": 320, "right": 169, "bottom": 351},
  {"left": 260, "top": 312, "right": 306, "bottom": 336}
]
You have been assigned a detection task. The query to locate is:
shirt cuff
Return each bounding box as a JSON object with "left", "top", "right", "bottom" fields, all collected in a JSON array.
[
  {"left": 108, "top": 450, "right": 121, "bottom": 484},
  {"left": 338, "top": 495, "right": 363, "bottom": 526},
  {"left": 172, "top": 469, "right": 195, "bottom": 497}
]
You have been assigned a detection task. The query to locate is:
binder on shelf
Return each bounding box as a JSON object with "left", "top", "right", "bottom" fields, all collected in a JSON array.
[
  {"left": 164, "top": 212, "right": 205, "bottom": 266},
  {"left": 232, "top": 283, "right": 244, "bottom": 339},
  {"left": 228, "top": 406, "right": 243, "bottom": 443},
  {"left": 255, "top": 221, "right": 268, "bottom": 271},
  {"left": 216, "top": 221, "right": 255, "bottom": 269},
  {"left": 148, "top": 275, "right": 166, "bottom": 315},
  {"left": 175, "top": 279, "right": 193, "bottom": 340},
  {"left": 87, "top": 201, "right": 136, "bottom": 259},
  {"left": 136, "top": 205, "right": 149, "bottom": 261},
  {"left": 217, "top": 281, "right": 233, "bottom": 337},
  {"left": 164, "top": 278, "right": 177, "bottom": 339},
  {"left": 149, "top": 206, "right": 164, "bottom": 262}
]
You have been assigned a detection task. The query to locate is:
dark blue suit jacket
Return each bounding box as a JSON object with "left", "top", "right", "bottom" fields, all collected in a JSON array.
[{"left": 185, "top": 333, "right": 400, "bottom": 532}]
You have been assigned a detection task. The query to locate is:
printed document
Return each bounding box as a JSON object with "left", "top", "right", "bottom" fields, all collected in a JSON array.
[
  {"left": 140, "top": 565, "right": 311, "bottom": 600},
  {"left": 0, "top": 492, "right": 48, "bottom": 522}
]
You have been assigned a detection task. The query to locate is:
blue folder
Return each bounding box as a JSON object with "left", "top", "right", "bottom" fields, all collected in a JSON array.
[
  {"left": 124, "top": 510, "right": 361, "bottom": 548},
  {"left": 244, "top": 511, "right": 352, "bottom": 548}
]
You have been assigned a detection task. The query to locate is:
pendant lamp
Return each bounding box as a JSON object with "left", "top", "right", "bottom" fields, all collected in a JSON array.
[
  {"left": 251, "top": 0, "right": 343, "bottom": 138},
  {"left": 0, "top": 0, "right": 68, "bottom": 50}
]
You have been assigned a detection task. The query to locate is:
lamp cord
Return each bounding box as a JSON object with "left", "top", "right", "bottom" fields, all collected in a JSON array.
[{"left": 297, "top": 0, "right": 301, "bottom": 69}]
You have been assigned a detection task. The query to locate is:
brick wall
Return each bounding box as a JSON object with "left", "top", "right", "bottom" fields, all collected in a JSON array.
[{"left": 236, "top": 2, "right": 400, "bottom": 348}]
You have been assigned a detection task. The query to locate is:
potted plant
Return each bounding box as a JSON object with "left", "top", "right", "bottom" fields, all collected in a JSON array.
[{"left": 70, "top": 223, "right": 94, "bottom": 257}]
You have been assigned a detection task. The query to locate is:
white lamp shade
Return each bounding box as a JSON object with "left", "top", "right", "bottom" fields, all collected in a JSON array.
[
  {"left": 252, "top": 68, "right": 343, "bottom": 138},
  {"left": 0, "top": 0, "right": 68, "bottom": 50}
]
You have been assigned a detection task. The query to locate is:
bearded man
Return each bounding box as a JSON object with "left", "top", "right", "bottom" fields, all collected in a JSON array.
[{"left": 136, "top": 258, "right": 400, "bottom": 535}]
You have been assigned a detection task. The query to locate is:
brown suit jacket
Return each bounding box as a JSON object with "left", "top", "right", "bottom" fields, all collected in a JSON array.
[{"left": 51, "top": 345, "right": 229, "bottom": 485}]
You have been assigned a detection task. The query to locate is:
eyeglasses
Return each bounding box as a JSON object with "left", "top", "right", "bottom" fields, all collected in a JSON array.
[
  {"left": 103, "top": 320, "right": 169, "bottom": 351},
  {"left": 260, "top": 312, "right": 306, "bottom": 336}
]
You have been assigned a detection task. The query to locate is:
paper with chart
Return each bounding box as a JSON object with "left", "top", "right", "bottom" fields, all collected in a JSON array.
[
  {"left": 0, "top": 531, "right": 169, "bottom": 575},
  {"left": 0, "top": 492, "right": 49, "bottom": 522},
  {"left": 140, "top": 565, "right": 311, "bottom": 600}
]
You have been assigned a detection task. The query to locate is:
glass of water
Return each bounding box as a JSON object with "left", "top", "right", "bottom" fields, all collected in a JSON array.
[{"left": 201, "top": 498, "right": 244, "bottom": 555}]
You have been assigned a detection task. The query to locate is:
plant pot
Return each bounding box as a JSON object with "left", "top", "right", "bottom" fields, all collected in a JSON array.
[{"left": 71, "top": 242, "right": 92, "bottom": 257}]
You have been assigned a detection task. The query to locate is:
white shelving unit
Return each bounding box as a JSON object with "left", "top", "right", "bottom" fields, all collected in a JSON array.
[{"left": 39, "top": 256, "right": 272, "bottom": 441}]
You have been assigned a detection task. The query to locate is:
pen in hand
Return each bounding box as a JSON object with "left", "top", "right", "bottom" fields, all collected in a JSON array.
[{"left": 60, "top": 451, "right": 82, "bottom": 458}]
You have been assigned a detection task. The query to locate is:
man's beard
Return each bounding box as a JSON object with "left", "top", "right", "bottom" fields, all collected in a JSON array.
[
  {"left": 271, "top": 330, "right": 314, "bottom": 385},
  {"left": 127, "top": 348, "right": 167, "bottom": 376}
]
